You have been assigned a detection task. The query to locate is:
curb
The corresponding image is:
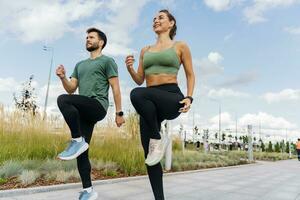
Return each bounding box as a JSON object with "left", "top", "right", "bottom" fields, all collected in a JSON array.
[{"left": 0, "top": 162, "right": 259, "bottom": 198}]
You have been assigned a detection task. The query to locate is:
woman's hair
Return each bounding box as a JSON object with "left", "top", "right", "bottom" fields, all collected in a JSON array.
[{"left": 159, "top": 9, "right": 177, "bottom": 40}]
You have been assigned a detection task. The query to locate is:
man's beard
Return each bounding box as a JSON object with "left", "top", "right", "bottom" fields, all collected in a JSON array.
[{"left": 86, "top": 43, "right": 100, "bottom": 52}]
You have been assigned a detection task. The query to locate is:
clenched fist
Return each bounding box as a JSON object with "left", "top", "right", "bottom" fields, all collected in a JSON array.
[
  {"left": 125, "top": 55, "right": 135, "bottom": 70},
  {"left": 56, "top": 64, "right": 66, "bottom": 79}
]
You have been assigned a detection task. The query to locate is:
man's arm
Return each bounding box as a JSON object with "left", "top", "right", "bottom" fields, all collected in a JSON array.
[
  {"left": 108, "top": 76, "right": 125, "bottom": 127},
  {"left": 56, "top": 64, "right": 78, "bottom": 94},
  {"left": 60, "top": 77, "right": 78, "bottom": 94}
]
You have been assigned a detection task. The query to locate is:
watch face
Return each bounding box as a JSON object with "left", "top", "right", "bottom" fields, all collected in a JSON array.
[{"left": 117, "top": 111, "right": 124, "bottom": 116}]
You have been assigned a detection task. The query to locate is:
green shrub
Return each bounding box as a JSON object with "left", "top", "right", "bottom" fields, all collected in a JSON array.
[
  {"left": 0, "top": 160, "right": 23, "bottom": 178},
  {"left": 19, "top": 170, "right": 40, "bottom": 185}
]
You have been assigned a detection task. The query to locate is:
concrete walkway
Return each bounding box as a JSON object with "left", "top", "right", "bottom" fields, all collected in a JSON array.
[{"left": 1, "top": 159, "right": 300, "bottom": 200}]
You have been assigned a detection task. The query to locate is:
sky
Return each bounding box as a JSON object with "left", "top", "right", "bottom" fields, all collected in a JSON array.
[{"left": 0, "top": 0, "right": 299, "bottom": 140}]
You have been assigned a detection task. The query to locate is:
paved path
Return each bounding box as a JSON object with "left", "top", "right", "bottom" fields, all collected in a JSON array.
[{"left": 1, "top": 159, "right": 300, "bottom": 200}]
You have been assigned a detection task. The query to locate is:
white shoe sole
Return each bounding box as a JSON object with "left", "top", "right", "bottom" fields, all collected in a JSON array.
[
  {"left": 89, "top": 192, "right": 98, "bottom": 200},
  {"left": 58, "top": 143, "right": 89, "bottom": 161},
  {"left": 146, "top": 136, "right": 170, "bottom": 166}
]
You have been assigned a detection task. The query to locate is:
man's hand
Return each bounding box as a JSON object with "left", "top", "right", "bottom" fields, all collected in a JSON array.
[
  {"left": 115, "top": 116, "right": 125, "bottom": 127},
  {"left": 56, "top": 64, "right": 66, "bottom": 79}
]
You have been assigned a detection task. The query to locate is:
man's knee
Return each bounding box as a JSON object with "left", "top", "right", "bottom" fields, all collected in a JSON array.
[{"left": 57, "top": 94, "right": 70, "bottom": 107}]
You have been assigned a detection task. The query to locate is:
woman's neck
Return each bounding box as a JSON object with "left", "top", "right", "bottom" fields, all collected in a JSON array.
[{"left": 156, "top": 32, "right": 173, "bottom": 46}]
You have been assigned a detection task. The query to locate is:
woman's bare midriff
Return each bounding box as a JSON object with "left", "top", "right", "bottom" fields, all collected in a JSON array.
[{"left": 146, "top": 74, "right": 178, "bottom": 87}]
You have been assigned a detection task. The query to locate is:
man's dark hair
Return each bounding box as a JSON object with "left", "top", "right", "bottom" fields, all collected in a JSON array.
[{"left": 86, "top": 27, "right": 107, "bottom": 49}]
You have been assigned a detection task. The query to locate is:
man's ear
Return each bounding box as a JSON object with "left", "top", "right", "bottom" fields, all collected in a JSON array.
[{"left": 99, "top": 40, "right": 104, "bottom": 48}]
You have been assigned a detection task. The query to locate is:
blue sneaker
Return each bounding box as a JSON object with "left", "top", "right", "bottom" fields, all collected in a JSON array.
[
  {"left": 58, "top": 138, "right": 89, "bottom": 160},
  {"left": 79, "top": 190, "right": 98, "bottom": 200}
]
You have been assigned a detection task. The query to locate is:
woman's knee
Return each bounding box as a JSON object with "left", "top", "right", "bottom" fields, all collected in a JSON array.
[{"left": 130, "top": 88, "right": 145, "bottom": 105}]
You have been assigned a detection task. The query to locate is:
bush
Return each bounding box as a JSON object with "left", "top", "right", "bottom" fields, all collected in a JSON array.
[
  {"left": 0, "top": 160, "right": 23, "bottom": 178},
  {"left": 53, "top": 170, "right": 80, "bottom": 182},
  {"left": 19, "top": 170, "right": 40, "bottom": 185},
  {"left": 0, "top": 177, "right": 7, "bottom": 185}
]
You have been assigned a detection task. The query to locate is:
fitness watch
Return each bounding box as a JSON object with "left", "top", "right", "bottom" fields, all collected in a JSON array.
[{"left": 116, "top": 111, "right": 124, "bottom": 117}]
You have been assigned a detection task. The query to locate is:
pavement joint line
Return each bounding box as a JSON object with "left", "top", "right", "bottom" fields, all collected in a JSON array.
[{"left": 0, "top": 162, "right": 260, "bottom": 198}]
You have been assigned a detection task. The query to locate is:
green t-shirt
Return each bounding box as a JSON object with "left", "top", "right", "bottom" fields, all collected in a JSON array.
[{"left": 71, "top": 55, "right": 118, "bottom": 111}]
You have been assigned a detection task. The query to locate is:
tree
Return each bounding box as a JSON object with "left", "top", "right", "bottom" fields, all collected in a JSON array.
[
  {"left": 242, "top": 136, "right": 249, "bottom": 144},
  {"left": 215, "top": 132, "right": 218, "bottom": 140},
  {"left": 222, "top": 133, "right": 226, "bottom": 142},
  {"left": 285, "top": 141, "right": 290, "bottom": 153},
  {"left": 239, "top": 136, "right": 243, "bottom": 142},
  {"left": 275, "top": 142, "right": 280, "bottom": 152},
  {"left": 13, "top": 75, "right": 38, "bottom": 115},
  {"left": 261, "top": 142, "right": 265, "bottom": 152},
  {"left": 267, "top": 141, "right": 273, "bottom": 152}
]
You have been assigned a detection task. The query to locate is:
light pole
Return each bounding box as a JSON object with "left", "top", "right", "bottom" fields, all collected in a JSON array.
[
  {"left": 209, "top": 98, "right": 222, "bottom": 145},
  {"left": 43, "top": 46, "right": 54, "bottom": 120}
]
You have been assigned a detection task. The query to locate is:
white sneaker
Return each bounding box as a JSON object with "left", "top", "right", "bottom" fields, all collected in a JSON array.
[
  {"left": 79, "top": 189, "right": 98, "bottom": 200},
  {"left": 145, "top": 134, "right": 170, "bottom": 166}
]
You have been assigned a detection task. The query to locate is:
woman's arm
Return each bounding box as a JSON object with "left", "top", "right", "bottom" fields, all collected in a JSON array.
[
  {"left": 180, "top": 41, "right": 195, "bottom": 97},
  {"left": 178, "top": 41, "right": 195, "bottom": 113},
  {"left": 125, "top": 47, "right": 147, "bottom": 85}
]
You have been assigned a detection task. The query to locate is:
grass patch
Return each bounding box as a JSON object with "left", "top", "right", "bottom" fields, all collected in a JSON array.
[
  {"left": 0, "top": 160, "right": 23, "bottom": 178},
  {"left": 19, "top": 170, "right": 41, "bottom": 185},
  {"left": 0, "top": 177, "right": 7, "bottom": 185}
]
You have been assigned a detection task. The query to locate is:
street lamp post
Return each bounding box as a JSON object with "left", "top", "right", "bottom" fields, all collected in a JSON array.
[
  {"left": 209, "top": 98, "right": 222, "bottom": 146},
  {"left": 43, "top": 46, "right": 54, "bottom": 120}
]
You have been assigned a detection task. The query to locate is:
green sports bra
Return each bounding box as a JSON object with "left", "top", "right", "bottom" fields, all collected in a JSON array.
[{"left": 142, "top": 44, "right": 181, "bottom": 75}]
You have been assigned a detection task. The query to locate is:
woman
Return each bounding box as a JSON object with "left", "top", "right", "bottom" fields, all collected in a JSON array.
[
  {"left": 125, "top": 10, "right": 195, "bottom": 200},
  {"left": 296, "top": 138, "right": 300, "bottom": 161}
]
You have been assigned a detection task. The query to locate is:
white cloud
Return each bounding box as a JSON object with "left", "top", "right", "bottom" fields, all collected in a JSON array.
[
  {"left": 203, "top": 0, "right": 243, "bottom": 12},
  {"left": 208, "top": 88, "right": 250, "bottom": 98},
  {"left": 218, "top": 71, "right": 258, "bottom": 87},
  {"left": 208, "top": 52, "right": 223, "bottom": 64},
  {"left": 0, "top": 0, "right": 151, "bottom": 56},
  {"left": 72, "top": 0, "right": 150, "bottom": 57},
  {"left": 200, "top": 112, "right": 298, "bottom": 139},
  {"left": 284, "top": 26, "right": 300, "bottom": 35},
  {"left": 244, "top": 0, "right": 300, "bottom": 24},
  {"left": 239, "top": 112, "right": 297, "bottom": 131},
  {"left": 0, "top": 77, "right": 19, "bottom": 92},
  {"left": 262, "top": 89, "right": 300, "bottom": 103},
  {"left": 197, "top": 52, "right": 224, "bottom": 76},
  {"left": 0, "top": 0, "right": 104, "bottom": 43},
  {"left": 224, "top": 33, "right": 234, "bottom": 42},
  {"left": 210, "top": 112, "right": 233, "bottom": 128}
]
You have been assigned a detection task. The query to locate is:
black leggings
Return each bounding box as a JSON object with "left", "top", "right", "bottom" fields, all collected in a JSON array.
[
  {"left": 130, "top": 84, "right": 184, "bottom": 200},
  {"left": 57, "top": 94, "right": 106, "bottom": 188}
]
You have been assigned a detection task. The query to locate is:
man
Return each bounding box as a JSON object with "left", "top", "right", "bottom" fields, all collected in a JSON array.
[{"left": 56, "top": 27, "right": 125, "bottom": 200}]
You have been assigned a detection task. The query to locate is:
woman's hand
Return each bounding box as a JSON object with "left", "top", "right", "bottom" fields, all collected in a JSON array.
[
  {"left": 125, "top": 55, "right": 135, "bottom": 71},
  {"left": 179, "top": 98, "right": 192, "bottom": 113}
]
